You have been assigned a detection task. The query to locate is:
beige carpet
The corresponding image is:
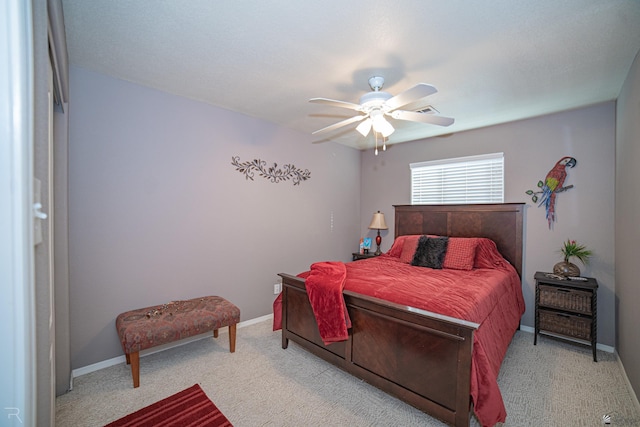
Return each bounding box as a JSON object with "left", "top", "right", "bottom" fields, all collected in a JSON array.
[{"left": 56, "top": 319, "right": 640, "bottom": 426}]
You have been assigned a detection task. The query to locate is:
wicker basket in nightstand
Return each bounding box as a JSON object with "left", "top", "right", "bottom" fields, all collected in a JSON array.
[
  {"left": 534, "top": 271, "right": 598, "bottom": 361},
  {"left": 538, "top": 309, "right": 592, "bottom": 341},
  {"left": 538, "top": 284, "right": 593, "bottom": 314}
]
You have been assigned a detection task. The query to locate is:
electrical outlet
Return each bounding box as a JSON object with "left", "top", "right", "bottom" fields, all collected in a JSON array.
[{"left": 273, "top": 283, "right": 282, "bottom": 294}]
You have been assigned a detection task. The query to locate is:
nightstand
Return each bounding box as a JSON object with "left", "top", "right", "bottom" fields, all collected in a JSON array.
[
  {"left": 352, "top": 252, "right": 378, "bottom": 261},
  {"left": 534, "top": 271, "right": 598, "bottom": 361}
]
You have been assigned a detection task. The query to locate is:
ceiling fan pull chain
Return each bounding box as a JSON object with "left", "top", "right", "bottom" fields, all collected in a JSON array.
[{"left": 374, "top": 131, "right": 379, "bottom": 156}]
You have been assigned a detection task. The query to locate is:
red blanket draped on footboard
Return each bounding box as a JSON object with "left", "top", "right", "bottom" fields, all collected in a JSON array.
[{"left": 304, "top": 261, "right": 352, "bottom": 344}]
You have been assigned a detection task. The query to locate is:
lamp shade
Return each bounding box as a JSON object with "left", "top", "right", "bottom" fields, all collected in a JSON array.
[
  {"left": 368, "top": 211, "right": 388, "bottom": 230},
  {"left": 356, "top": 118, "right": 372, "bottom": 137}
]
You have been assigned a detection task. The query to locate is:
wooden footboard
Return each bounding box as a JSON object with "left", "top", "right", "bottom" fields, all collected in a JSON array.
[{"left": 278, "top": 272, "right": 479, "bottom": 427}]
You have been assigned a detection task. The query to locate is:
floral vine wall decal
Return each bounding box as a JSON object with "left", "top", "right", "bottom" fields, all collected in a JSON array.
[
  {"left": 231, "top": 156, "right": 311, "bottom": 185},
  {"left": 525, "top": 156, "right": 577, "bottom": 229}
]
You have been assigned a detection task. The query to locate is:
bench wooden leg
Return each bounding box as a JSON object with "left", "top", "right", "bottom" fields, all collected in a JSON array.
[
  {"left": 213, "top": 325, "right": 236, "bottom": 352},
  {"left": 129, "top": 351, "right": 140, "bottom": 388},
  {"left": 229, "top": 323, "right": 236, "bottom": 353},
  {"left": 125, "top": 353, "right": 131, "bottom": 365}
]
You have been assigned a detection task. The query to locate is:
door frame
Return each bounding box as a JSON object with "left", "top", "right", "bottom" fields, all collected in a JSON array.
[{"left": 0, "top": 0, "right": 37, "bottom": 425}]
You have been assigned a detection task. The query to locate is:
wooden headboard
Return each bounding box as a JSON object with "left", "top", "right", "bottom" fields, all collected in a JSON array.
[{"left": 394, "top": 203, "right": 525, "bottom": 278}]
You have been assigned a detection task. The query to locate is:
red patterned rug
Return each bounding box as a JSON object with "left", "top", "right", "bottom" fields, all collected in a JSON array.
[{"left": 105, "top": 384, "right": 233, "bottom": 427}]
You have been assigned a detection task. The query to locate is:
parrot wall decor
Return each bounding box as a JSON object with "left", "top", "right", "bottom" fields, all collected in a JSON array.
[{"left": 525, "top": 156, "right": 577, "bottom": 229}]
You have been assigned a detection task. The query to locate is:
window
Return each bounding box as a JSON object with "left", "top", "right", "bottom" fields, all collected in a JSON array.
[{"left": 410, "top": 153, "right": 504, "bottom": 204}]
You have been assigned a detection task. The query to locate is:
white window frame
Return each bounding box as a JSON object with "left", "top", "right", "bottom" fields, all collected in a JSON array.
[{"left": 410, "top": 153, "right": 504, "bottom": 205}]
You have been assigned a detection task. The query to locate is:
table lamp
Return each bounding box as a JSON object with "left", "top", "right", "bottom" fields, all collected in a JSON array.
[{"left": 368, "top": 211, "right": 388, "bottom": 255}]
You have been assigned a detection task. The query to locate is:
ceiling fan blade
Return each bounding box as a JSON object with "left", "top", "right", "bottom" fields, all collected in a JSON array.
[
  {"left": 390, "top": 110, "right": 455, "bottom": 127},
  {"left": 309, "top": 98, "right": 362, "bottom": 111},
  {"left": 385, "top": 83, "right": 438, "bottom": 111},
  {"left": 312, "top": 115, "right": 367, "bottom": 134}
]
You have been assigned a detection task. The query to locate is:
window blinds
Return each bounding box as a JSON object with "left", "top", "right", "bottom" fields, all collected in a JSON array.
[{"left": 410, "top": 153, "right": 504, "bottom": 204}]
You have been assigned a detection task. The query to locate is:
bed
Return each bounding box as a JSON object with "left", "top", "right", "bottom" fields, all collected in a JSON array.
[{"left": 276, "top": 203, "right": 525, "bottom": 427}]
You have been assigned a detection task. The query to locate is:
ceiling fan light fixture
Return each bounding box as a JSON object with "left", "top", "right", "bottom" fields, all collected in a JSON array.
[
  {"left": 356, "top": 118, "right": 372, "bottom": 137},
  {"left": 371, "top": 110, "right": 394, "bottom": 137}
]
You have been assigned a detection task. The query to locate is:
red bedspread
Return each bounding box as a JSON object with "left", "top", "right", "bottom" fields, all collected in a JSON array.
[{"left": 274, "top": 238, "right": 525, "bottom": 427}]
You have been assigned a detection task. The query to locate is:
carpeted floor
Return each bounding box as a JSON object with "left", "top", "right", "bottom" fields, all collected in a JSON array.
[{"left": 56, "top": 319, "right": 640, "bottom": 426}]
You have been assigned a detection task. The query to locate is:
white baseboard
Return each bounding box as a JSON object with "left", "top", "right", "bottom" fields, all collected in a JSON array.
[
  {"left": 518, "top": 325, "right": 614, "bottom": 353},
  {"left": 71, "top": 314, "right": 274, "bottom": 380}
]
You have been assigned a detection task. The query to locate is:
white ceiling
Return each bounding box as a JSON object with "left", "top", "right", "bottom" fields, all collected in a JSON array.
[{"left": 61, "top": 1, "right": 640, "bottom": 151}]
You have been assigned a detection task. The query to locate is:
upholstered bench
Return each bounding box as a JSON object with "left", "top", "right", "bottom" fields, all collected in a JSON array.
[{"left": 115, "top": 296, "right": 240, "bottom": 388}]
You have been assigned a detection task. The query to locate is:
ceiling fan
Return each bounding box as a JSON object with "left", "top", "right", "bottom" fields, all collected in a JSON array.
[{"left": 309, "top": 76, "right": 454, "bottom": 139}]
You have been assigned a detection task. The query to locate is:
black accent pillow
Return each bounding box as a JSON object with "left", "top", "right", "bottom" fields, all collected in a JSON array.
[{"left": 411, "top": 236, "right": 449, "bottom": 269}]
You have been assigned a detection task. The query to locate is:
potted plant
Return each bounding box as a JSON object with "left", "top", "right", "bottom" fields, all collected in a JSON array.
[{"left": 553, "top": 239, "right": 593, "bottom": 277}]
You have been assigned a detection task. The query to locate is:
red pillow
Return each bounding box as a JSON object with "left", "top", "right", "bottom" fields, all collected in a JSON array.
[
  {"left": 399, "top": 236, "right": 421, "bottom": 263},
  {"left": 387, "top": 236, "right": 409, "bottom": 258},
  {"left": 473, "top": 238, "right": 506, "bottom": 269},
  {"left": 443, "top": 237, "right": 478, "bottom": 270},
  {"left": 387, "top": 235, "right": 422, "bottom": 258}
]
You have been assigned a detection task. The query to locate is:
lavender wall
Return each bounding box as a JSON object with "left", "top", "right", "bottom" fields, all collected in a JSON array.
[
  {"left": 616, "top": 49, "right": 640, "bottom": 399},
  {"left": 68, "top": 67, "right": 361, "bottom": 369},
  {"left": 360, "top": 103, "right": 616, "bottom": 347}
]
